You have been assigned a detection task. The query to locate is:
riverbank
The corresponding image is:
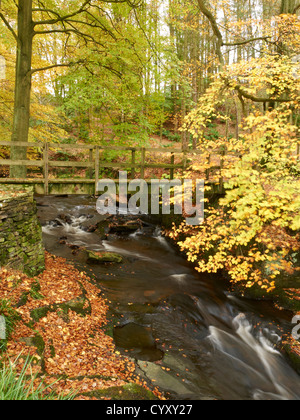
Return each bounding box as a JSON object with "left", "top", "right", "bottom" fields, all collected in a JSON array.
[
  {"left": 0, "top": 252, "right": 162, "bottom": 400},
  {"left": 30, "top": 194, "right": 300, "bottom": 400},
  {"left": 162, "top": 221, "right": 300, "bottom": 376}
]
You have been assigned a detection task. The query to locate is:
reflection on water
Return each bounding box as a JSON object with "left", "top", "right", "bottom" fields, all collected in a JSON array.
[{"left": 37, "top": 195, "right": 300, "bottom": 400}]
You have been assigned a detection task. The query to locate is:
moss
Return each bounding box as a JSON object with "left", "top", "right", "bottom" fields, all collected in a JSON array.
[
  {"left": 282, "top": 341, "right": 300, "bottom": 374},
  {"left": 87, "top": 251, "right": 123, "bottom": 264},
  {"left": 0, "top": 187, "right": 45, "bottom": 277},
  {"left": 30, "top": 280, "right": 45, "bottom": 301},
  {"left": 82, "top": 383, "right": 158, "bottom": 400},
  {"left": 30, "top": 295, "right": 91, "bottom": 323},
  {"left": 19, "top": 333, "right": 45, "bottom": 357}
]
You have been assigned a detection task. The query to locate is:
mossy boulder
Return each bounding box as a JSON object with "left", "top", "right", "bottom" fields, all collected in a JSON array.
[
  {"left": 86, "top": 250, "right": 123, "bottom": 264},
  {"left": 82, "top": 383, "right": 158, "bottom": 400},
  {"left": 281, "top": 339, "right": 300, "bottom": 374}
]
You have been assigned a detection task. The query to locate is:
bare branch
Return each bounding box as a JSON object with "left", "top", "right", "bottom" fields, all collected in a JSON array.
[
  {"left": 33, "top": 0, "right": 91, "bottom": 27},
  {"left": 223, "top": 36, "right": 271, "bottom": 47},
  {"left": 30, "top": 62, "right": 81, "bottom": 75},
  {"left": 0, "top": 12, "right": 18, "bottom": 43},
  {"left": 197, "top": 0, "right": 224, "bottom": 65},
  {"left": 233, "top": 83, "right": 292, "bottom": 104},
  {"left": 196, "top": 1, "right": 271, "bottom": 66}
]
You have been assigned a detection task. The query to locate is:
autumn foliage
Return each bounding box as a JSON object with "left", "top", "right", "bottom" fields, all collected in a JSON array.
[
  {"left": 0, "top": 253, "right": 162, "bottom": 400},
  {"left": 170, "top": 15, "right": 300, "bottom": 293}
]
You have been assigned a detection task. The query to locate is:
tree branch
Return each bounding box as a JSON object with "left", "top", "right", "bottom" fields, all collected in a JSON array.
[
  {"left": 30, "top": 62, "right": 82, "bottom": 75},
  {"left": 233, "top": 83, "right": 292, "bottom": 104},
  {"left": 33, "top": 0, "right": 91, "bottom": 26},
  {"left": 293, "top": 2, "right": 300, "bottom": 13},
  {"left": 197, "top": 0, "right": 224, "bottom": 66},
  {"left": 197, "top": 0, "right": 271, "bottom": 66},
  {"left": 223, "top": 36, "right": 271, "bottom": 47},
  {"left": 0, "top": 12, "right": 18, "bottom": 43}
]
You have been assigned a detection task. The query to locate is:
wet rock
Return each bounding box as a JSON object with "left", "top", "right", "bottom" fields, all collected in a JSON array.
[
  {"left": 68, "top": 244, "right": 80, "bottom": 250},
  {"left": 137, "top": 360, "right": 191, "bottom": 395},
  {"left": 85, "top": 224, "right": 98, "bottom": 233},
  {"left": 86, "top": 250, "right": 123, "bottom": 264},
  {"left": 59, "top": 236, "right": 68, "bottom": 245},
  {"left": 36, "top": 203, "right": 49, "bottom": 208},
  {"left": 57, "top": 214, "right": 72, "bottom": 224},
  {"left": 108, "top": 219, "right": 142, "bottom": 235},
  {"left": 113, "top": 323, "right": 164, "bottom": 362}
]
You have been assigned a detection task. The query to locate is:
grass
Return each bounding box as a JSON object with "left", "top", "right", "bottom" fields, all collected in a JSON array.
[{"left": 0, "top": 354, "right": 76, "bottom": 400}]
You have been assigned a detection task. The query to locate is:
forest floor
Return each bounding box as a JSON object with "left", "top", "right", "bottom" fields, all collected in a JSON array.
[{"left": 0, "top": 252, "right": 163, "bottom": 400}]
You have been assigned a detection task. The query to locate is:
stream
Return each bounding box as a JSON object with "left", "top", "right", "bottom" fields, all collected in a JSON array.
[{"left": 36, "top": 195, "right": 300, "bottom": 401}]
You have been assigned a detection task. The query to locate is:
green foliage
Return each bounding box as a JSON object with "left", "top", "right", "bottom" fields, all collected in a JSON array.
[
  {"left": 204, "top": 123, "right": 220, "bottom": 141},
  {"left": 162, "top": 129, "right": 181, "bottom": 143},
  {"left": 0, "top": 354, "right": 76, "bottom": 400}
]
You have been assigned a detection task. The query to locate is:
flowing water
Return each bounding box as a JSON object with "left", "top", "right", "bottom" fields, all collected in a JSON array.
[{"left": 37, "top": 195, "right": 300, "bottom": 400}]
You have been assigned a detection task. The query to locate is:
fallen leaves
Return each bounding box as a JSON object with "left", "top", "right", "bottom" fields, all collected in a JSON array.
[{"left": 0, "top": 252, "right": 163, "bottom": 400}]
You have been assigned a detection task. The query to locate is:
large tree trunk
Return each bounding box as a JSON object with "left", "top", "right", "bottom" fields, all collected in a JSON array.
[
  {"left": 281, "top": 0, "right": 296, "bottom": 13},
  {"left": 10, "top": 0, "right": 33, "bottom": 179}
]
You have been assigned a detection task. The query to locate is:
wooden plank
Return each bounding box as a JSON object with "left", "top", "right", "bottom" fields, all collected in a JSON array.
[
  {"left": 0, "top": 141, "right": 184, "bottom": 154},
  {"left": 98, "top": 146, "right": 136, "bottom": 152},
  {"left": 144, "top": 147, "right": 183, "bottom": 154},
  {"left": 0, "top": 178, "right": 45, "bottom": 184},
  {"left": 97, "top": 162, "right": 183, "bottom": 170},
  {"left": 145, "top": 163, "right": 183, "bottom": 169},
  {"left": 48, "top": 179, "right": 95, "bottom": 184},
  {"left": 48, "top": 161, "right": 94, "bottom": 168},
  {"left": 0, "top": 178, "right": 95, "bottom": 184},
  {"left": 98, "top": 162, "right": 133, "bottom": 169},
  {"left": 0, "top": 159, "right": 44, "bottom": 167},
  {"left": 48, "top": 143, "right": 95, "bottom": 151},
  {"left": 0, "top": 141, "right": 42, "bottom": 148}
]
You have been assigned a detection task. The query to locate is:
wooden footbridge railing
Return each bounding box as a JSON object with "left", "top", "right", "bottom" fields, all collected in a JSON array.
[{"left": 0, "top": 141, "right": 224, "bottom": 195}]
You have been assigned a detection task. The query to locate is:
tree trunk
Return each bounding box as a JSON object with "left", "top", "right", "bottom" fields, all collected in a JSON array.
[
  {"left": 280, "top": 0, "right": 296, "bottom": 13},
  {"left": 10, "top": 0, "right": 34, "bottom": 179}
]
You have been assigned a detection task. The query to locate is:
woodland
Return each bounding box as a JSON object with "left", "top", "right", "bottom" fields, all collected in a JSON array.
[
  {"left": 0, "top": 0, "right": 300, "bottom": 401},
  {"left": 0, "top": 0, "right": 299, "bottom": 304}
]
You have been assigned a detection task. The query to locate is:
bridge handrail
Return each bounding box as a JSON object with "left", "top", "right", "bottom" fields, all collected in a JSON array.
[{"left": 0, "top": 141, "right": 230, "bottom": 194}]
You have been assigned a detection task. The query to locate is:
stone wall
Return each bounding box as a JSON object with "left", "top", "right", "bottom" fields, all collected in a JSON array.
[{"left": 0, "top": 186, "right": 45, "bottom": 276}]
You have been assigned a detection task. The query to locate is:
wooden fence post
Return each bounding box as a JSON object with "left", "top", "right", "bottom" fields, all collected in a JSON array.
[
  {"left": 182, "top": 150, "right": 188, "bottom": 171},
  {"left": 89, "top": 147, "right": 94, "bottom": 179},
  {"left": 170, "top": 153, "right": 175, "bottom": 180},
  {"left": 95, "top": 146, "right": 100, "bottom": 195},
  {"left": 140, "top": 147, "right": 146, "bottom": 179},
  {"left": 131, "top": 149, "right": 136, "bottom": 179},
  {"left": 43, "top": 143, "right": 49, "bottom": 195},
  {"left": 205, "top": 154, "right": 211, "bottom": 181}
]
